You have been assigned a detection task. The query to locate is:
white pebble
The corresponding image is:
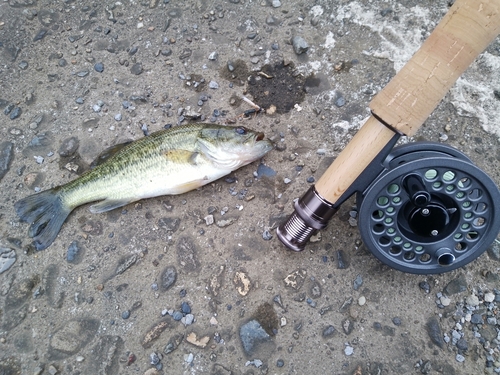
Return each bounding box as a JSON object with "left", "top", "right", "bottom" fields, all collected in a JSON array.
[
  {"left": 358, "top": 296, "right": 366, "bottom": 306},
  {"left": 272, "top": 0, "right": 281, "bottom": 8},
  {"left": 484, "top": 292, "right": 495, "bottom": 303},
  {"left": 456, "top": 354, "right": 465, "bottom": 362},
  {"left": 466, "top": 294, "right": 480, "bottom": 306},
  {"left": 114, "top": 113, "right": 122, "bottom": 121},
  {"left": 284, "top": 177, "right": 292, "bottom": 184},
  {"left": 185, "top": 353, "right": 194, "bottom": 363},
  {"left": 440, "top": 296, "right": 451, "bottom": 306},
  {"left": 344, "top": 344, "right": 354, "bottom": 356},
  {"left": 181, "top": 313, "right": 194, "bottom": 326},
  {"left": 34, "top": 155, "right": 44, "bottom": 164}
]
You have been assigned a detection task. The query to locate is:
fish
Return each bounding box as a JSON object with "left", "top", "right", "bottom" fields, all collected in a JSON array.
[{"left": 15, "top": 123, "right": 274, "bottom": 251}]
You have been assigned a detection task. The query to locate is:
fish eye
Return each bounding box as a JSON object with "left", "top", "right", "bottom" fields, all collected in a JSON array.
[{"left": 235, "top": 127, "right": 247, "bottom": 135}]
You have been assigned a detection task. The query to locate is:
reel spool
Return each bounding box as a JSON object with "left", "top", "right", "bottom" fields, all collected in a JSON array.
[{"left": 357, "top": 142, "right": 500, "bottom": 274}]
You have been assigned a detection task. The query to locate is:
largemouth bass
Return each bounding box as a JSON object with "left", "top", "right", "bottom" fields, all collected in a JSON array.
[{"left": 15, "top": 123, "right": 273, "bottom": 251}]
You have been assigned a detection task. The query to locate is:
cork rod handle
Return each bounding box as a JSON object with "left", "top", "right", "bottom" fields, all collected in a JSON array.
[{"left": 315, "top": 0, "right": 500, "bottom": 205}]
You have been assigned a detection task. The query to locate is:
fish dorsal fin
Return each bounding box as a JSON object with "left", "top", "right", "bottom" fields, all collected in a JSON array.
[
  {"left": 89, "top": 198, "right": 134, "bottom": 214},
  {"left": 90, "top": 140, "right": 133, "bottom": 169},
  {"left": 164, "top": 149, "right": 200, "bottom": 166}
]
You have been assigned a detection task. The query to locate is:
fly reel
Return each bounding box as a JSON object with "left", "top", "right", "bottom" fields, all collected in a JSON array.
[{"left": 356, "top": 142, "right": 500, "bottom": 274}]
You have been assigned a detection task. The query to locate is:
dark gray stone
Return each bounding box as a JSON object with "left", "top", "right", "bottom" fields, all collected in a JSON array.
[
  {"left": 9, "top": 107, "right": 21, "bottom": 119},
  {"left": 130, "top": 63, "right": 143, "bottom": 75},
  {"left": 160, "top": 265, "right": 177, "bottom": 291},
  {"left": 0, "top": 142, "right": 14, "bottom": 181},
  {"left": 322, "top": 325, "right": 337, "bottom": 338},
  {"left": 443, "top": 274, "right": 467, "bottom": 295},
  {"left": 239, "top": 319, "right": 274, "bottom": 357},
  {"left": 176, "top": 237, "right": 200, "bottom": 272},
  {"left": 58, "top": 137, "right": 80, "bottom": 157},
  {"left": 84, "top": 336, "right": 124, "bottom": 375},
  {"left": 470, "top": 313, "right": 483, "bottom": 324},
  {"left": 158, "top": 217, "right": 180, "bottom": 232},
  {"left": 66, "top": 241, "right": 83, "bottom": 263},
  {"left": 425, "top": 317, "right": 444, "bottom": 348},
  {"left": 487, "top": 241, "right": 500, "bottom": 261},
  {"left": 456, "top": 338, "right": 468, "bottom": 351},
  {"left": 48, "top": 319, "right": 100, "bottom": 359}
]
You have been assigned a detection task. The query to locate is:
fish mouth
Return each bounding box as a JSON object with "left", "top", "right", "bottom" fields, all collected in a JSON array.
[{"left": 255, "top": 132, "right": 265, "bottom": 142}]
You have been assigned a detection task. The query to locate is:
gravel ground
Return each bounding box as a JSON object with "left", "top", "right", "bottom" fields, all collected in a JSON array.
[{"left": 1, "top": 0, "right": 500, "bottom": 374}]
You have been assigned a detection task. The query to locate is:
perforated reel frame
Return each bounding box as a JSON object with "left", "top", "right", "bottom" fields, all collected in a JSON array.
[{"left": 357, "top": 143, "right": 500, "bottom": 274}]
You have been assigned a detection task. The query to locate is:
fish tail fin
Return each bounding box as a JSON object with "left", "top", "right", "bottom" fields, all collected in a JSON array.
[{"left": 14, "top": 188, "right": 72, "bottom": 251}]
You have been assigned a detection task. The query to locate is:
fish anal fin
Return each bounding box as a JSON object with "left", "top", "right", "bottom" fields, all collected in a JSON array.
[{"left": 89, "top": 198, "right": 133, "bottom": 214}]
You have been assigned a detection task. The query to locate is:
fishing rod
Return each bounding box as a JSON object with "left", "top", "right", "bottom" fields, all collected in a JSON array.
[{"left": 277, "top": 0, "right": 500, "bottom": 274}]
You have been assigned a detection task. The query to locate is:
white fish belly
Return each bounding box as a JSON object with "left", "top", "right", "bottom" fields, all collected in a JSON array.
[{"left": 133, "top": 163, "right": 231, "bottom": 199}]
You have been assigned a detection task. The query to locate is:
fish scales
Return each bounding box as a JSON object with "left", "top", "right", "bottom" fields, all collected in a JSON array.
[
  {"left": 15, "top": 123, "right": 273, "bottom": 250},
  {"left": 60, "top": 124, "right": 208, "bottom": 209}
]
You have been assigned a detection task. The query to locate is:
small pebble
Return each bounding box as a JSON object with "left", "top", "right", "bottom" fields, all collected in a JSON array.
[
  {"left": 150, "top": 352, "right": 160, "bottom": 365},
  {"left": 292, "top": 36, "right": 309, "bottom": 55},
  {"left": 94, "top": 62, "right": 104, "bottom": 72},
  {"left": 335, "top": 96, "right": 346, "bottom": 107},
  {"left": 9, "top": 107, "right": 22, "bottom": 120},
  {"left": 172, "top": 311, "right": 183, "bottom": 321},
  {"left": 114, "top": 113, "right": 122, "bottom": 121},
  {"left": 344, "top": 344, "right": 354, "bottom": 356},
  {"left": 276, "top": 359, "right": 284, "bottom": 367},
  {"left": 440, "top": 296, "right": 451, "bottom": 306},
  {"left": 353, "top": 274, "right": 363, "bottom": 290},
  {"left": 182, "top": 314, "right": 194, "bottom": 326},
  {"left": 209, "top": 81, "right": 219, "bottom": 89},
  {"left": 122, "top": 310, "right": 130, "bottom": 319},
  {"left": 419, "top": 281, "right": 431, "bottom": 294},
  {"left": 181, "top": 301, "right": 191, "bottom": 314},
  {"left": 262, "top": 230, "right": 273, "bottom": 241},
  {"left": 466, "top": 294, "right": 480, "bottom": 306},
  {"left": 358, "top": 296, "right": 366, "bottom": 306},
  {"left": 484, "top": 292, "right": 495, "bottom": 303}
]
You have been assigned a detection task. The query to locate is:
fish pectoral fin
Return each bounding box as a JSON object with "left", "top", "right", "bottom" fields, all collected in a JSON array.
[
  {"left": 89, "top": 198, "right": 133, "bottom": 213},
  {"left": 164, "top": 149, "right": 200, "bottom": 166}
]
